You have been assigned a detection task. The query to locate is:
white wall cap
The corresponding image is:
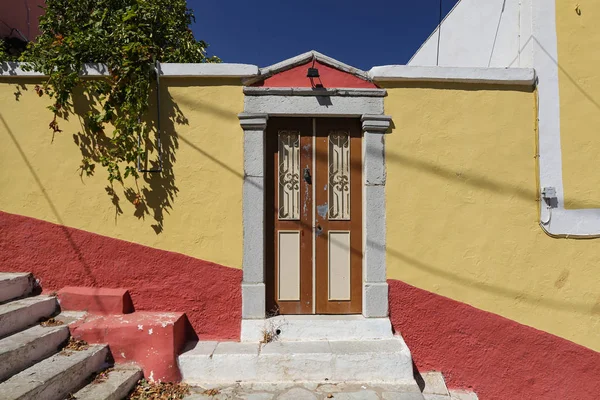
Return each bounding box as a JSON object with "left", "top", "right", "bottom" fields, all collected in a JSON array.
[
  {"left": 159, "top": 63, "right": 258, "bottom": 78},
  {"left": 0, "top": 62, "right": 258, "bottom": 78},
  {"left": 369, "top": 66, "right": 536, "bottom": 86}
]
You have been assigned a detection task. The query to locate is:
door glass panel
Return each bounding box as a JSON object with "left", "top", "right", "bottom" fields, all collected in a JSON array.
[
  {"left": 328, "top": 131, "right": 350, "bottom": 220},
  {"left": 278, "top": 131, "right": 300, "bottom": 220}
]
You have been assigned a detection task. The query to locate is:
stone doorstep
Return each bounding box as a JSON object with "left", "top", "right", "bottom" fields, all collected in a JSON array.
[
  {"left": 241, "top": 315, "right": 394, "bottom": 342},
  {"left": 179, "top": 337, "right": 415, "bottom": 385},
  {"left": 0, "top": 272, "right": 33, "bottom": 304}
]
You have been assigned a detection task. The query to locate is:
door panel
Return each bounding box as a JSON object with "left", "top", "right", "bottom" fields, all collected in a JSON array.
[
  {"left": 266, "top": 118, "right": 313, "bottom": 315},
  {"left": 315, "top": 118, "right": 362, "bottom": 314},
  {"left": 266, "top": 117, "right": 362, "bottom": 315}
]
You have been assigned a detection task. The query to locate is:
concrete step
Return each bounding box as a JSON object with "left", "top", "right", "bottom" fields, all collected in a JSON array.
[
  {"left": 0, "top": 323, "right": 70, "bottom": 382},
  {"left": 241, "top": 315, "right": 394, "bottom": 342},
  {"left": 186, "top": 382, "right": 426, "bottom": 399},
  {"left": 73, "top": 365, "right": 142, "bottom": 400},
  {"left": 70, "top": 311, "right": 187, "bottom": 382},
  {"left": 0, "top": 273, "right": 34, "bottom": 304},
  {"left": 0, "top": 344, "right": 109, "bottom": 400},
  {"left": 0, "top": 295, "right": 57, "bottom": 338},
  {"left": 179, "top": 337, "right": 416, "bottom": 386}
]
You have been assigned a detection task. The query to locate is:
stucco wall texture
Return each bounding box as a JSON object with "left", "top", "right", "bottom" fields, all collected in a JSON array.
[
  {"left": 0, "top": 78, "right": 244, "bottom": 271},
  {"left": 0, "top": 210, "right": 241, "bottom": 340},
  {"left": 383, "top": 84, "right": 599, "bottom": 352},
  {"left": 556, "top": 1, "right": 600, "bottom": 208},
  {"left": 1, "top": 76, "right": 599, "bottom": 353}
]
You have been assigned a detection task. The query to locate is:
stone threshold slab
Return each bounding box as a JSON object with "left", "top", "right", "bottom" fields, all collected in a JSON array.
[
  {"left": 241, "top": 315, "right": 393, "bottom": 342},
  {"left": 178, "top": 337, "right": 414, "bottom": 386}
]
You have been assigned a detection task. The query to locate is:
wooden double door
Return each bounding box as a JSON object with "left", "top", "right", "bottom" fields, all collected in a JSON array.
[{"left": 266, "top": 118, "right": 363, "bottom": 315}]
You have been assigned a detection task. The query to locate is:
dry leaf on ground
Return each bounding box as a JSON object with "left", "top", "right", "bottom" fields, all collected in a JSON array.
[
  {"left": 39, "top": 317, "right": 64, "bottom": 327},
  {"left": 128, "top": 379, "right": 190, "bottom": 400}
]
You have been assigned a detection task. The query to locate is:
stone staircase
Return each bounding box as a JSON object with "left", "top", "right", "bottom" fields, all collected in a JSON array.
[
  {"left": 0, "top": 271, "right": 479, "bottom": 400},
  {"left": 178, "top": 317, "right": 480, "bottom": 400},
  {"left": 0, "top": 272, "right": 142, "bottom": 400}
]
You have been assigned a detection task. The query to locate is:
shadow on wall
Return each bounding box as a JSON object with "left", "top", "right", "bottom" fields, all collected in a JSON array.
[
  {"left": 0, "top": 112, "right": 102, "bottom": 295},
  {"left": 508, "top": 35, "right": 600, "bottom": 113},
  {"left": 376, "top": 146, "right": 599, "bottom": 316},
  {"left": 5, "top": 77, "right": 247, "bottom": 235},
  {"left": 1, "top": 78, "right": 247, "bottom": 317},
  {"left": 70, "top": 80, "right": 184, "bottom": 235}
]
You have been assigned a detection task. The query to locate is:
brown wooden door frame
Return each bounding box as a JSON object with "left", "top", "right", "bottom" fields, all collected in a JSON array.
[{"left": 266, "top": 117, "right": 363, "bottom": 315}]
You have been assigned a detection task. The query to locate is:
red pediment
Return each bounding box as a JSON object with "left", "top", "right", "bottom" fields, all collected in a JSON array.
[{"left": 248, "top": 51, "right": 378, "bottom": 89}]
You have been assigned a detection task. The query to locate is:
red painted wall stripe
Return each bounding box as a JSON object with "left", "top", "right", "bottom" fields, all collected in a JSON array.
[
  {"left": 389, "top": 280, "right": 600, "bottom": 400},
  {"left": 2, "top": 211, "right": 599, "bottom": 398},
  {"left": 0, "top": 211, "right": 241, "bottom": 340},
  {"left": 252, "top": 60, "right": 378, "bottom": 89}
]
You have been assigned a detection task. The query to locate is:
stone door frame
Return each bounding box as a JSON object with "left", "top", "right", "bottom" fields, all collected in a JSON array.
[{"left": 238, "top": 86, "right": 392, "bottom": 322}]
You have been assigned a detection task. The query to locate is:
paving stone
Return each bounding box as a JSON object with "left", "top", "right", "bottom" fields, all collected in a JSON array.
[
  {"left": 300, "top": 382, "right": 319, "bottom": 391},
  {"left": 243, "top": 382, "right": 295, "bottom": 392},
  {"left": 332, "top": 390, "right": 380, "bottom": 399},
  {"left": 449, "top": 390, "right": 478, "bottom": 400},
  {"left": 420, "top": 372, "right": 449, "bottom": 396},
  {"left": 423, "top": 394, "right": 451, "bottom": 400},
  {"left": 185, "top": 394, "right": 214, "bottom": 400},
  {"left": 383, "top": 393, "right": 426, "bottom": 400},
  {"left": 373, "top": 383, "right": 422, "bottom": 393},
  {"left": 276, "top": 387, "right": 318, "bottom": 400},
  {"left": 316, "top": 383, "right": 345, "bottom": 393},
  {"left": 241, "top": 393, "right": 275, "bottom": 400},
  {"left": 188, "top": 386, "right": 238, "bottom": 400}
]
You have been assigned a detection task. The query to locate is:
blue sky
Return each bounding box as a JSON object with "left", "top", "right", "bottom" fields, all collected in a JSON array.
[{"left": 188, "top": 0, "right": 459, "bottom": 70}]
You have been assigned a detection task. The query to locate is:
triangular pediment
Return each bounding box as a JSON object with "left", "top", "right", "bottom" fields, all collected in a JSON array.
[{"left": 245, "top": 50, "right": 378, "bottom": 89}]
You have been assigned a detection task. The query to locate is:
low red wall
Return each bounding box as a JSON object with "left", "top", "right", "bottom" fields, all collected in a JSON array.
[
  {"left": 2, "top": 211, "right": 599, "bottom": 398},
  {"left": 389, "top": 280, "right": 600, "bottom": 400},
  {"left": 0, "top": 211, "right": 241, "bottom": 340}
]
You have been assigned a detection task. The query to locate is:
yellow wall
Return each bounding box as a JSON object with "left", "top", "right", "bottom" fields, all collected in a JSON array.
[
  {"left": 384, "top": 83, "right": 599, "bottom": 351},
  {"left": 556, "top": 1, "right": 600, "bottom": 208},
  {"left": 2, "top": 65, "right": 599, "bottom": 352},
  {"left": 0, "top": 78, "right": 244, "bottom": 269}
]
